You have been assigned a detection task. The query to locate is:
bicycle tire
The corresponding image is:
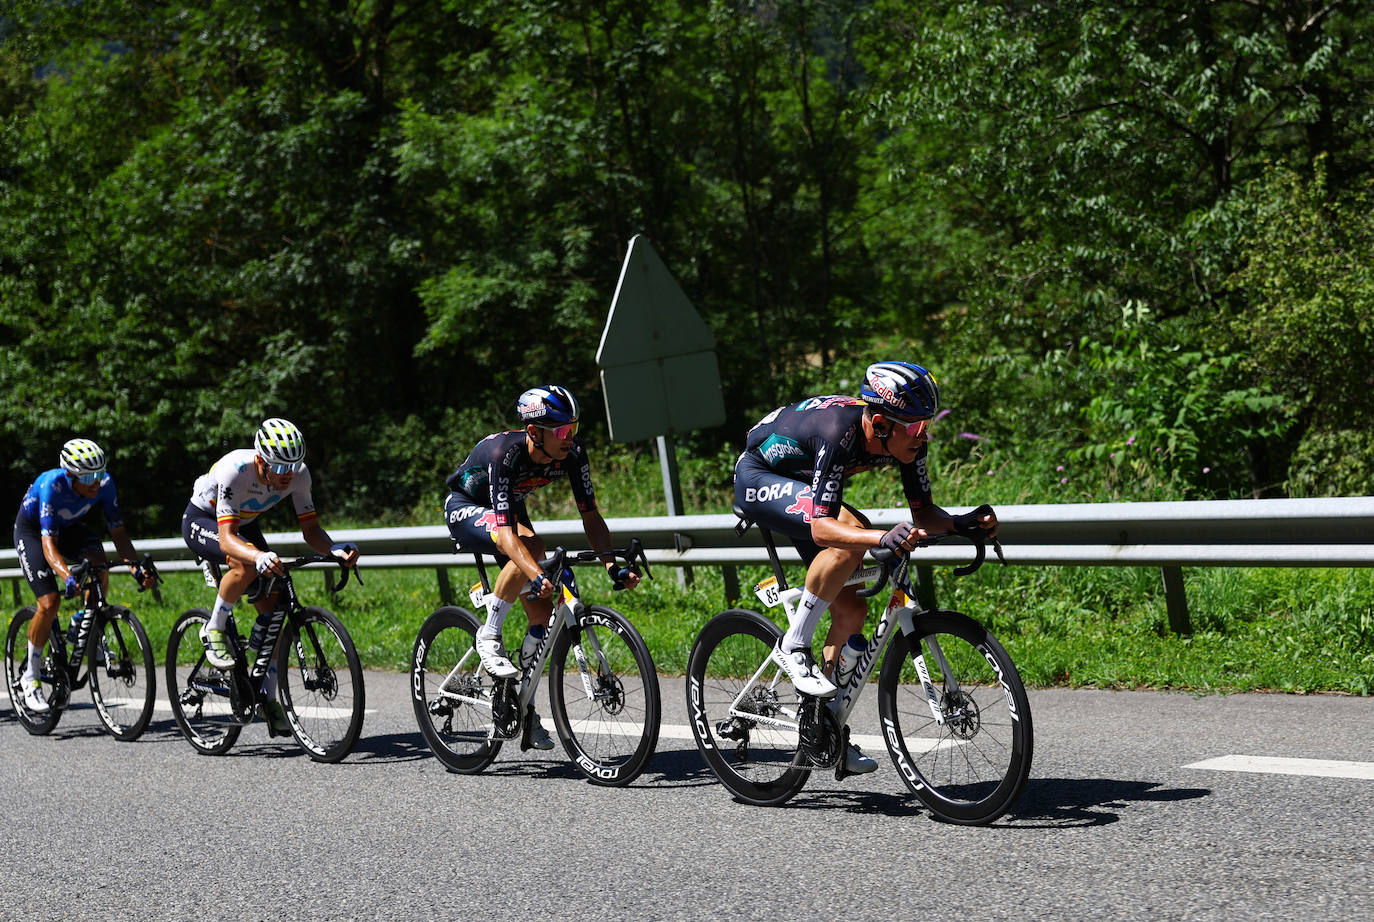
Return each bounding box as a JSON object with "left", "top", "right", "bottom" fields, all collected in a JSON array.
[
  {"left": 685, "top": 608, "right": 810, "bottom": 806},
  {"left": 87, "top": 605, "right": 156, "bottom": 741},
  {"left": 276, "top": 606, "right": 365, "bottom": 763},
  {"left": 165, "top": 609, "right": 241, "bottom": 755},
  {"left": 4, "top": 606, "right": 65, "bottom": 735},
  {"left": 548, "top": 604, "right": 660, "bottom": 786},
  {"left": 876, "top": 609, "right": 1033, "bottom": 825},
  {"left": 410, "top": 605, "right": 502, "bottom": 772}
]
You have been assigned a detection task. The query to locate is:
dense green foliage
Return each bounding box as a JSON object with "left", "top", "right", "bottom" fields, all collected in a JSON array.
[{"left": 3, "top": 1, "right": 1372, "bottom": 536}]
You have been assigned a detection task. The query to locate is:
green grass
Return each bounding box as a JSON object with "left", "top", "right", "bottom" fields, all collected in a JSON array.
[{"left": 31, "top": 557, "right": 1368, "bottom": 696}]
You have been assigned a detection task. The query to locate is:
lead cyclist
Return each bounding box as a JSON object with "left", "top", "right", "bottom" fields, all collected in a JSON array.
[{"left": 732, "top": 361, "right": 999, "bottom": 774}]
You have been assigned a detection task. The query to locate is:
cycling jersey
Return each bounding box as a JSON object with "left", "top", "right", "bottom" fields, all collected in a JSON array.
[
  {"left": 188, "top": 449, "right": 317, "bottom": 527},
  {"left": 742, "top": 397, "right": 932, "bottom": 517},
  {"left": 445, "top": 430, "right": 597, "bottom": 528},
  {"left": 18, "top": 468, "right": 124, "bottom": 537}
]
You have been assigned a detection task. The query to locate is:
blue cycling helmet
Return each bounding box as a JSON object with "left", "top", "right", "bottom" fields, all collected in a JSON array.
[
  {"left": 860, "top": 361, "right": 939, "bottom": 420},
  {"left": 516, "top": 385, "right": 580, "bottom": 426}
]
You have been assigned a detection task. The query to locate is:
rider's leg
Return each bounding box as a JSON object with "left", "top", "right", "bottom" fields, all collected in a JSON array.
[{"left": 25, "top": 592, "right": 61, "bottom": 681}]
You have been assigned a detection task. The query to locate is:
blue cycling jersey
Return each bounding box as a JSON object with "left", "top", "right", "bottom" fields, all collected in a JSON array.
[{"left": 18, "top": 468, "right": 124, "bottom": 537}]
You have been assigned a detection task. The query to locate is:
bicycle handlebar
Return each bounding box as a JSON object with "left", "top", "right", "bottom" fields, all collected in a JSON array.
[
  {"left": 530, "top": 539, "right": 652, "bottom": 596},
  {"left": 68, "top": 554, "right": 161, "bottom": 593},
  {"left": 854, "top": 518, "right": 1005, "bottom": 599},
  {"left": 276, "top": 554, "right": 364, "bottom": 593}
]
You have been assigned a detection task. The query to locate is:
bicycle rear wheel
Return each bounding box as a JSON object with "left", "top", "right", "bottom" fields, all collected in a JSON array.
[
  {"left": 276, "top": 606, "right": 365, "bottom": 763},
  {"left": 410, "top": 606, "right": 502, "bottom": 772},
  {"left": 88, "top": 605, "right": 156, "bottom": 741},
  {"left": 877, "top": 609, "right": 1033, "bottom": 825},
  {"left": 165, "top": 609, "right": 241, "bottom": 755},
  {"left": 548, "top": 605, "right": 660, "bottom": 786},
  {"left": 685, "top": 609, "right": 810, "bottom": 806},
  {"left": 4, "top": 606, "right": 65, "bottom": 735}
]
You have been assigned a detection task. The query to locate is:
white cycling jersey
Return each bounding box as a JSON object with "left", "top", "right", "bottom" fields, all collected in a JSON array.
[{"left": 189, "top": 448, "right": 317, "bottom": 526}]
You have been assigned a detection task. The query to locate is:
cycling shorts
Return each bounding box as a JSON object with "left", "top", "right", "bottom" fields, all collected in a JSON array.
[
  {"left": 733, "top": 452, "right": 870, "bottom": 566},
  {"left": 12, "top": 513, "right": 102, "bottom": 599},
  {"left": 181, "top": 502, "right": 272, "bottom": 599},
  {"left": 443, "top": 492, "right": 533, "bottom": 563}
]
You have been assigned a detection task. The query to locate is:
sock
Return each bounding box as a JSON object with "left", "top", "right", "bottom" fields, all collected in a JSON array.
[
  {"left": 261, "top": 665, "right": 278, "bottom": 699},
  {"left": 25, "top": 641, "right": 42, "bottom": 682},
  {"left": 206, "top": 595, "right": 235, "bottom": 632},
  {"left": 782, "top": 590, "right": 831, "bottom": 653},
  {"left": 479, "top": 597, "right": 514, "bottom": 641}
]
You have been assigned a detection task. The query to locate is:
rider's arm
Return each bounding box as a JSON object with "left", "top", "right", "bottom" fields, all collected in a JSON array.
[
  {"left": 106, "top": 525, "right": 155, "bottom": 587},
  {"left": 299, "top": 517, "right": 360, "bottom": 566},
  {"left": 580, "top": 508, "right": 641, "bottom": 589},
  {"left": 491, "top": 524, "right": 547, "bottom": 585},
  {"left": 217, "top": 518, "right": 277, "bottom": 570},
  {"left": 39, "top": 534, "right": 73, "bottom": 586}
]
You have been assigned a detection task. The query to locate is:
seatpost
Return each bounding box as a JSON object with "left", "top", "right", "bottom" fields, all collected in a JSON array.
[{"left": 757, "top": 526, "right": 790, "bottom": 592}]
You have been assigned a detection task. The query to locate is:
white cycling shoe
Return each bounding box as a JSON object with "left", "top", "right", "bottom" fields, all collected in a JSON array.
[
  {"left": 772, "top": 642, "right": 836, "bottom": 698},
  {"left": 22, "top": 679, "right": 50, "bottom": 713},
  {"left": 475, "top": 636, "right": 518, "bottom": 678}
]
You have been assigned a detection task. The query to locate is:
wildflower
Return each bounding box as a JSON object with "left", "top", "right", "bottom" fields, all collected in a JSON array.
[
  {"left": 1060, "top": 477, "right": 1068, "bottom": 484},
  {"left": 1055, "top": 465, "right": 1064, "bottom": 472},
  {"left": 1203, "top": 466, "right": 1211, "bottom": 474},
  {"left": 958, "top": 432, "right": 982, "bottom": 441},
  {"left": 986, "top": 469, "right": 994, "bottom": 476},
  {"left": 933, "top": 409, "right": 951, "bottom": 424},
  {"left": 1126, "top": 436, "right": 1136, "bottom": 446}
]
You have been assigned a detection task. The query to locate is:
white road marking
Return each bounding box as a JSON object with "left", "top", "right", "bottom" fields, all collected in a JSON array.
[{"left": 1185, "top": 755, "right": 1374, "bottom": 780}]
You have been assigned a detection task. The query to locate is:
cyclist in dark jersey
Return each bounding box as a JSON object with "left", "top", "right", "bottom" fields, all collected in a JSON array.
[
  {"left": 734, "top": 361, "right": 999, "bottom": 773},
  {"left": 443, "top": 385, "right": 641, "bottom": 750},
  {"left": 12, "top": 438, "right": 157, "bottom": 712}
]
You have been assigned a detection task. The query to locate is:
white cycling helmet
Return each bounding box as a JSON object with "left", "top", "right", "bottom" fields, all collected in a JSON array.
[
  {"left": 60, "top": 438, "right": 107, "bottom": 475},
  {"left": 254, "top": 417, "right": 307, "bottom": 466}
]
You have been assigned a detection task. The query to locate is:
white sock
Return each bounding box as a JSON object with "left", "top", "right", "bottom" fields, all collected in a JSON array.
[
  {"left": 25, "top": 642, "right": 42, "bottom": 682},
  {"left": 782, "top": 590, "right": 831, "bottom": 653},
  {"left": 479, "top": 597, "right": 514, "bottom": 641},
  {"left": 206, "top": 595, "right": 235, "bottom": 632}
]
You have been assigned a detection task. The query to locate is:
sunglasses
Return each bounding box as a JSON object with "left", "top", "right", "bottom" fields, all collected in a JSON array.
[
  {"left": 896, "top": 417, "right": 929, "bottom": 437},
  {"left": 265, "top": 461, "right": 296, "bottom": 476},
  {"left": 75, "top": 471, "right": 104, "bottom": 485},
  {"left": 537, "top": 421, "right": 578, "bottom": 440}
]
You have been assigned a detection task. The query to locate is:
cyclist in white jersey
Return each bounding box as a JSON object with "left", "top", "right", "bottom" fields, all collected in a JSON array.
[{"left": 180, "top": 418, "right": 359, "bottom": 733}]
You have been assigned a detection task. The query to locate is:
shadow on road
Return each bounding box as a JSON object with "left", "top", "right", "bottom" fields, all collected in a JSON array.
[{"left": 1006, "top": 777, "right": 1212, "bottom": 828}]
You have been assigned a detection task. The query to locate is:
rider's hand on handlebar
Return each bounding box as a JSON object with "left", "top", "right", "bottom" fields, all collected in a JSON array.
[
  {"left": 525, "top": 573, "right": 555, "bottom": 601},
  {"left": 62, "top": 573, "right": 80, "bottom": 598},
  {"left": 951, "top": 504, "right": 999, "bottom": 539},
  {"left": 330, "top": 542, "right": 360, "bottom": 566},
  {"left": 607, "top": 564, "right": 641, "bottom": 591},
  {"left": 254, "top": 550, "right": 284, "bottom": 576},
  {"left": 879, "top": 522, "right": 917, "bottom": 555}
]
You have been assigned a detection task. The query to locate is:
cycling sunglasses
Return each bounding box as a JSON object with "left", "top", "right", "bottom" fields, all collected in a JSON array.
[
  {"left": 265, "top": 461, "right": 297, "bottom": 475},
  {"left": 896, "top": 417, "right": 930, "bottom": 437},
  {"left": 75, "top": 471, "right": 104, "bottom": 485},
  {"left": 537, "top": 421, "right": 578, "bottom": 440}
]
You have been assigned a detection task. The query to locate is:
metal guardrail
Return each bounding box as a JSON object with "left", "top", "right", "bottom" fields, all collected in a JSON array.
[{"left": 5, "top": 498, "right": 1373, "bottom": 632}]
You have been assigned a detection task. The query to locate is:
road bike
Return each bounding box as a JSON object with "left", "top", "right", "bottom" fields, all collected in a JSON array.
[
  {"left": 165, "top": 554, "right": 365, "bottom": 763},
  {"left": 686, "top": 511, "right": 1032, "bottom": 825},
  {"left": 5, "top": 556, "right": 159, "bottom": 740},
  {"left": 411, "top": 541, "right": 660, "bottom": 786}
]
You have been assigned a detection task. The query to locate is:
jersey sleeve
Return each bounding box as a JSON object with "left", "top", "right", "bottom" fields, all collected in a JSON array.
[
  {"left": 97, "top": 476, "right": 125, "bottom": 531},
  {"left": 809, "top": 427, "right": 857, "bottom": 520},
  {"left": 568, "top": 441, "right": 597, "bottom": 513},
  {"left": 36, "top": 479, "right": 59, "bottom": 537},
  {"left": 490, "top": 442, "right": 521, "bottom": 527},
  {"left": 291, "top": 466, "right": 318, "bottom": 524},
  {"left": 900, "top": 443, "right": 934, "bottom": 512},
  {"left": 214, "top": 472, "right": 242, "bottom": 525}
]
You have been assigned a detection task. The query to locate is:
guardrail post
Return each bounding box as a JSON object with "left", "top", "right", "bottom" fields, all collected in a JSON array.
[
  {"left": 436, "top": 567, "right": 453, "bottom": 607},
  {"left": 1161, "top": 566, "right": 1192, "bottom": 634},
  {"left": 912, "top": 565, "right": 938, "bottom": 611},
  {"left": 721, "top": 566, "right": 739, "bottom": 606},
  {"left": 11, "top": 578, "right": 20, "bottom": 608}
]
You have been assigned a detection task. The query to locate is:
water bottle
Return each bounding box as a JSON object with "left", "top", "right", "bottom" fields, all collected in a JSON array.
[
  {"left": 66, "top": 609, "right": 86, "bottom": 644},
  {"left": 833, "top": 634, "right": 868, "bottom": 690}
]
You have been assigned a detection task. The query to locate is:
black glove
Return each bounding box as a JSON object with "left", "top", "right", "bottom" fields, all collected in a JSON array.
[
  {"left": 879, "top": 522, "right": 915, "bottom": 554},
  {"left": 608, "top": 566, "right": 634, "bottom": 589},
  {"left": 525, "top": 573, "right": 552, "bottom": 600},
  {"left": 951, "top": 503, "right": 997, "bottom": 535}
]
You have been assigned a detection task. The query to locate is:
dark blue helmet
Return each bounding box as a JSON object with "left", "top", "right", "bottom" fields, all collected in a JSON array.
[
  {"left": 516, "top": 385, "right": 580, "bottom": 426},
  {"left": 860, "top": 362, "right": 939, "bottom": 420}
]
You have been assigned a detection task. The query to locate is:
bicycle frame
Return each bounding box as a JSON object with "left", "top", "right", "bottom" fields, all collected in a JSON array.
[
  {"left": 48, "top": 560, "right": 150, "bottom": 693},
  {"left": 432, "top": 558, "right": 620, "bottom": 741}
]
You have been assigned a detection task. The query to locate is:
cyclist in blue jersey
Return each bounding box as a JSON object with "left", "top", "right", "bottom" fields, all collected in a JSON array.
[
  {"left": 12, "top": 438, "right": 157, "bottom": 712},
  {"left": 734, "top": 361, "right": 999, "bottom": 774},
  {"left": 443, "top": 385, "right": 641, "bottom": 750}
]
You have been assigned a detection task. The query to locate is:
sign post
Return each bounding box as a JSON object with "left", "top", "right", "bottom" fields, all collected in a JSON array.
[{"left": 597, "top": 236, "right": 726, "bottom": 583}]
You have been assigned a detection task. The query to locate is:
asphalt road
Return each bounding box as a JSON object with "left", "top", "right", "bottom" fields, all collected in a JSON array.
[{"left": 2, "top": 672, "right": 1371, "bottom": 922}]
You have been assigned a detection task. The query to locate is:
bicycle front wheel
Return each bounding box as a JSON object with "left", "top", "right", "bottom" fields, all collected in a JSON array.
[
  {"left": 686, "top": 609, "right": 809, "bottom": 806},
  {"left": 4, "top": 606, "right": 63, "bottom": 736},
  {"left": 88, "top": 605, "right": 156, "bottom": 741},
  {"left": 548, "top": 605, "right": 660, "bottom": 786},
  {"left": 410, "top": 606, "right": 501, "bottom": 773},
  {"left": 877, "top": 609, "right": 1033, "bottom": 825},
  {"left": 277, "top": 606, "right": 365, "bottom": 763},
  {"left": 165, "top": 609, "right": 241, "bottom": 755}
]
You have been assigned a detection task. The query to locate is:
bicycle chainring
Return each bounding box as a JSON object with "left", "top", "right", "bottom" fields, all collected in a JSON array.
[
  {"left": 796, "top": 697, "right": 841, "bottom": 769},
  {"left": 490, "top": 678, "right": 520, "bottom": 739}
]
